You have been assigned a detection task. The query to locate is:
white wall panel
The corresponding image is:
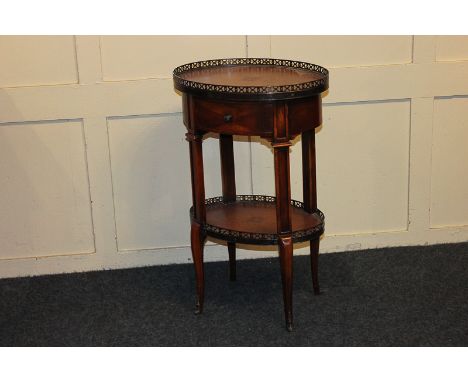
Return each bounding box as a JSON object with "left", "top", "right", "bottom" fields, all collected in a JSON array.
[
  {"left": 0, "top": 36, "right": 78, "bottom": 87},
  {"left": 430, "top": 97, "right": 468, "bottom": 228},
  {"left": 270, "top": 36, "right": 413, "bottom": 67},
  {"left": 107, "top": 115, "right": 251, "bottom": 251},
  {"left": 2, "top": 35, "right": 468, "bottom": 278},
  {"left": 317, "top": 101, "right": 411, "bottom": 234},
  {"left": 436, "top": 36, "right": 468, "bottom": 62},
  {"left": 252, "top": 100, "right": 411, "bottom": 235},
  {"left": 0, "top": 119, "right": 94, "bottom": 259},
  {"left": 100, "top": 36, "right": 246, "bottom": 81}
]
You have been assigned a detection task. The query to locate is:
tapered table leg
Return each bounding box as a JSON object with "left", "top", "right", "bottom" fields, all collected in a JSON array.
[
  {"left": 191, "top": 222, "right": 205, "bottom": 314},
  {"left": 273, "top": 101, "right": 294, "bottom": 331},
  {"left": 302, "top": 129, "right": 321, "bottom": 294},
  {"left": 279, "top": 235, "right": 293, "bottom": 331},
  {"left": 310, "top": 238, "right": 320, "bottom": 295},
  {"left": 220, "top": 134, "right": 237, "bottom": 281},
  {"left": 186, "top": 94, "right": 207, "bottom": 313},
  {"left": 228, "top": 242, "right": 236, "bottom": 281}
]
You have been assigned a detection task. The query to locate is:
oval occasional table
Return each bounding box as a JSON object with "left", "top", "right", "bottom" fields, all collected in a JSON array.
[{"left": 173, "top": 58, "right": 329, "bottom": 331}]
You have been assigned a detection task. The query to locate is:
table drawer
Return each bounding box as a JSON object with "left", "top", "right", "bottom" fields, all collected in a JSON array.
[{"left": 191, "top": 97, "right": 273, "bottom": 136}]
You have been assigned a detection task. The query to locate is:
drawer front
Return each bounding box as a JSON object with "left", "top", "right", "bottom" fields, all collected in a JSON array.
[
  {"left": 288, "top": 96, "right": 322, "bottom": 136},
  {"left": 191, "top": 97, "right": 273, "bottom": 136}
]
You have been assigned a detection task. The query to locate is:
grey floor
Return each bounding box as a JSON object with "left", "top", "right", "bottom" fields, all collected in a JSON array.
[{"left": 1, "top": 242, "right": 467, "bottom": 346}]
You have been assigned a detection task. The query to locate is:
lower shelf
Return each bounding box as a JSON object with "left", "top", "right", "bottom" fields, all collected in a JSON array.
[{"left": 190, "top": 195, "right": 324, "bottom": 245}]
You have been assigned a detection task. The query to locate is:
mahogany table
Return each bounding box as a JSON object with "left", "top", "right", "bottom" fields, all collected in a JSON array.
[{"left": 173, "top": 58, "right": 329, "bottom": 331}]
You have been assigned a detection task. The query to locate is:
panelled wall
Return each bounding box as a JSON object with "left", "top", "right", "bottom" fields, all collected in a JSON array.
[{"left": 1, "top": 36, "right": 467, "bottom": 278}]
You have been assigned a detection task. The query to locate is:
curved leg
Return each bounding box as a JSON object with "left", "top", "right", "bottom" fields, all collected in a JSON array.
[
  {"left": 310, "top": 238, "right": 320, "bottom": 295},
  {"left": 191, "top": 222, "right": 205, "bottom": 314},
  {"left": 228, "top": 242, "right": 236, "bottom": 281},
  {"left": 279, "top": 235, "right": 294, "bottom": 332}
]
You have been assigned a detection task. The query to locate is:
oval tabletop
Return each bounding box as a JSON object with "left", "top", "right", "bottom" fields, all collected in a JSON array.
[{"left": 173, "top": 58, "right": 329, "bottom": 101}]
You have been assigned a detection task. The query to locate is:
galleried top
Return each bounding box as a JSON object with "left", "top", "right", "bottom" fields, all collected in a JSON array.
[{"left": 173, "top": 58, "right": 329, "bottom": 101}]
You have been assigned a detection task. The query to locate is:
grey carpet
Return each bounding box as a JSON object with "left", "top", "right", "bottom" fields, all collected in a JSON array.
[{"left": 1, "top": 242, "right": 468, "bottom": 346}]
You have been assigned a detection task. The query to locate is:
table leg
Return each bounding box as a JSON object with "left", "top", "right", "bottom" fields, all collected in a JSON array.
[
  {"left": 188, "top": 131, "right": 206, "bottom": 313},
  {"left": 187, "top": 131, "right": 206, "bottom": 222},
  {"left": 191, "top": 221, "right": 205, "bottom": 314},
  {"left": 310, "top": 238, "right": 320, "bottom": 295},
  {"left": 186, "top": 103, "right": 207, "bottom": 312},
  {"left": 273, "top": 101, "right": 294, "bottom": 330},
  {"left": 279, "top": 235, "right": 293, "bottom": 332},
  {"left": 219, "top": 134, "right": 237, "bottom": 281},
  {"left": 228, "top": 242, "right": 236, "bottom": 281},
  {"left": 274, "top": 145, "right": 293, "bottom": 330},
  {"left": 302, "top": 129, "right": 321, "bottom": 295}
]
